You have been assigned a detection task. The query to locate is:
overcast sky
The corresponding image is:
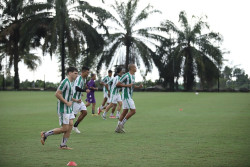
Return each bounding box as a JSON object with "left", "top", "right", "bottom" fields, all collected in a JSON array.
[{"left": 5, "top": 0, "right": 250, "bottom": 83}]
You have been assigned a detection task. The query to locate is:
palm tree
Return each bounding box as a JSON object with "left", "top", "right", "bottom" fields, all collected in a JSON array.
[
  {"left": 0, "top": 0, "right": 47, "bottom": 89},
  {"left": 31, "top": 0, "right": 110, "bottom": 81},
  {"left": 97, "top": 0, "right": 163, "bottom": 72},
  {"left": 159, "top": 11, "right": 223, "bottom": 90},
  {"left": 154, "top": 36, "right": 182, "bottom": 90}
]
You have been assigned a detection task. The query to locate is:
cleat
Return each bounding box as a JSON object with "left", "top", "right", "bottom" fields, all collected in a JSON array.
[
  {"left": 72, "top": 127, "right": 80, "bottom": 134},
  {"left": 97, "top": 107, "right": 102, "bottom": 115},
  {"left": 119, "top": 124, "right": 125, "bottom": 133},
  {"left": 116, "top": 114, "right": 120, "bottom": 119},
  {"left": 115, "top": 126, "right": 121, "bottom": 133},
  {"left": 109, "top": 115, "right": 116, "bottom": 119},
  {"left": 40, "top": 131, "right": 47, "bottom": 145},
  {"left": 101, "top": 113, "right": 106, "bottom": 120},
  {"left": 59, "top": 145, "right": 73, "bottom": 150},
  {"left": 115, "top": 124, "right": 125, "bottom": 133}
]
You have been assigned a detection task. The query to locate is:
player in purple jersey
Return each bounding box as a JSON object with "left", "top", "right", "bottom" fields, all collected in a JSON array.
[{"left": 86, "top": 73, "right": 98, "bottom": 116}]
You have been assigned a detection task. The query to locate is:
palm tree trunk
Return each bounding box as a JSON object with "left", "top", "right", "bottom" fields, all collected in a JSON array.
[
  {"left": 13, "top": 28, "right": 20, "bottom": 90},
  {"left": 125, "top": 45, "right": 130, "bottom": 72},
  {"left": 184, "top": 48, "right": 194, "bottom": 91},
  {"left": 61, "top": 34, "right": 65, "bottom": 81}
]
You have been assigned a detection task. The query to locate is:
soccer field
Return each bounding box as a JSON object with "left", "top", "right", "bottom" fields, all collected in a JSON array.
[{"left": 0, "top": 91, "right": 250, "bottom": 167}]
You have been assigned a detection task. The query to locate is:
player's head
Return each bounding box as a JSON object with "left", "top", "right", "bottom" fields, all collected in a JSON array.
[
  {"left": 116, "top": 67, "right": 123, "bottom": 76},
  {"left": 67, "top": 67, "right": 78, "bottom": 80},
  {"left": 81, "top": 66, "right": 89, "bottom": 78},
  {"left": 91, "top": 73, "right": 96, "bottom": 80},
  {"left": 108, "top": 70, "right": 112, "bottom": 77},
  {"left": 128, "top": 64, "right": 136, "bottom": 73}
]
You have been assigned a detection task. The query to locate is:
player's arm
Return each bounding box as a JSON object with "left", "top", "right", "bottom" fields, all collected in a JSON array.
[
  {"left": 116, "top": 81, "right": 133, "bottom": 88},
  {"left": 134, "top": 84, "right": 143, "bottom": 89},
  {"left": 75, "top": 86, "right": 90, "bottom": 93},
  {"left": 100, "top": 77, "right": 108, "bottom": 86},
  {"left": 89, "top": 86, "right": 98, "bottom": 90},
  {"left": 104, "top": 83, "right": 110, "bottom": 97},
  {"left": 55, "top": 90, "right": 72, "bottom": 107},
  {"left": 100, "top": 81, "right": 105, "bottom": 86},
  {"left": 75, "top": 86, "right": 85, "bottom": 92},
  {"left": 72, "top": 97, "right": 81, "bottom": 103}
]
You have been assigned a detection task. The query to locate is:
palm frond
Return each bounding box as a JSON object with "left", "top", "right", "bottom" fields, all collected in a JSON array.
[{"left": 131, "top": 4, "right": 161, "bottom": 28}]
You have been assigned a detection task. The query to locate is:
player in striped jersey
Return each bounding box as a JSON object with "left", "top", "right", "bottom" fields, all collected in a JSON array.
[
  {"left": 71, "top": 66, "right": 90, "bottom": 134},
  {"left": 97, "top": 70, "right": 113, "bottom": 115},
  {"left": 40, "top": 67, "right": 78, "bottom": 150},
  {"left": 102, "top": 67, "right": 124, "bottom": 119},
  {"left": 115, "top": 64, "right": 143, "bottom": 133}
]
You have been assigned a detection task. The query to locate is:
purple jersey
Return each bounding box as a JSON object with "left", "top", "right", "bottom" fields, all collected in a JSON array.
[{"left": 86, "top": 79, "right": 96, "bottom": 103}]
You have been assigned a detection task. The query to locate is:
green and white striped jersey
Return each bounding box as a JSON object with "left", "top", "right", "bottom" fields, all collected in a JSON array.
[
  {"left": 119, "top": 72, "right": 135, "bottom": 100},
  {"left": 57, "top": 78, "right": 74, "bottom": 114},
  {"left": 72, "top": 75, "right": 85, "bottom": 100},
  {"left": 102, "top": 76, "right": 111, "bottom": 93},
  {"left": 107, "top": 75, "right": 121, "bottom": 96}
]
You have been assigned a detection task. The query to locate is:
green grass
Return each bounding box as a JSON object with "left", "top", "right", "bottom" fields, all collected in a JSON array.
[{"left": 0, "top": 91, "right": 250, "bottom": 167}]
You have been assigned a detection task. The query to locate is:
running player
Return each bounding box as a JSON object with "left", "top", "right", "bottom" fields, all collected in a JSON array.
[
  {"left": 102, "top": 67, "right": 124, "bottom": 120},
  {"left": 71, "top": 66, "right": 90, "bottom": 134},
  {"left": 115, "top": 64, "right": 143, "bottom": 133},
  {"left": 40, "top": 67, "right": 78, "bottom": 149},
  {"left": 97, "top": 70, "right": 112, "bottom": 114},
  {"left": 85, "top": 73, "right": 98, "bottom": 116}
]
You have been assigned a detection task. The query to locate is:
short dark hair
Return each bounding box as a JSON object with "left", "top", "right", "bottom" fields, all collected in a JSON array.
[
  {"left": 82, "top": 66, "right": 89, "bottom": 72},
  {"left": 91, "top": 73, "right": 96, "bottom": 78},
  {"left": 108, "top": 70, "right": 112, "bottom": 73},
  {"left": 116, "top": 67, "right": 122, "bottom": 74},
  {"left": 67, "top": 67, "right": 78, "bottom": 74}
]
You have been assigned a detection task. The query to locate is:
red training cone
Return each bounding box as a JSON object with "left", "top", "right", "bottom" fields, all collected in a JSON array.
[
  {"left": 67, "top": 161, "right": 77, "bottom": 166},
  {"left": 179, "top": 108, "right": 183, "bottom": 111}
]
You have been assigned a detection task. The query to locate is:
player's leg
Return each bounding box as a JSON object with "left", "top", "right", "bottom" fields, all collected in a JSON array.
[
  {"left": 115, "top": 99, "right": 135, "bottom": 133},
  {"left": 102, "top": 103, "right": 113, "bottom": 119},
  {"left": 60, "top": 119, "right": 74, "bottom": 150},
  {"left": 110, "top": 104, "right": 117, "bottom": 118},
  {"left": 92, "top": 103, "right": 97, "bottom": 115},
  {"left": 115, "top": 108, "right": 128, "bottom": 133},
  {"left": 73, "top": 110, "right": 87, "bottom": 133},
  {"left": 85, "top": 101, "right": 91, "bottom": 107},
  {"left": 41, "top": 113, "right": 72, "bottom": 145},
  {"left": 116, "top": 101, "right": 122, "bottom": 118},
  {"left": 98, "top": 95, "right": 107, "bottom": 114},
  {"left": 101, "top": 97, "right": 107, "bottom": 108},
  {"left": 121, "top": 99, "right": 136, "bottom": 126},
  {"left": 73, "top": 102, "right": 87, "bottom": 133}
]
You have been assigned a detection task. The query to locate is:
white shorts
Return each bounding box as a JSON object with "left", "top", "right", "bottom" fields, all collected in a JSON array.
[
  {"left": 122, "top": 99, "right": 136, "bottom": 110},
  {"left": 110, "top": 94, "right": 122, "bottom": 104},
  {"left": 58, "top": 113, "right": 75, "bottom": 126},
  {"left": 72, "top": 101, "right": 87, "bottom": 115},
  {"left": 104, "top": 91, "right": 109, "bottom": 98},
  {"left": 104, "top": 92, "right": 111, "bottom": 103}
]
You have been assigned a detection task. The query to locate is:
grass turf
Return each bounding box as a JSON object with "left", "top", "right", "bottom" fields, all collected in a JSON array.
[{"left": 0, "top": 91, "right": 250, "bottom": 167}]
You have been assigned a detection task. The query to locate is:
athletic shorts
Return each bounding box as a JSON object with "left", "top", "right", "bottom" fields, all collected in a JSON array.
[
  {"left": 58, "top": 113, "right": 75, "bottom": 126},
  {"left": 104, "top": 91, "right": 109, "bottom": 98},
  {"left": 86, "top": 94, "right": 96, "bottom": 103},
  {"left": 122, "top": 98, "right": 136, "bottom": 110},
  {"left": 110, "top": 94, "right": 122, "bottom": 104},
  {"left": 104, "top": 91, "right": 111, "bottom": 103},
  {"left": 72, "top": 101, "right": 87, "bottom": 115}
]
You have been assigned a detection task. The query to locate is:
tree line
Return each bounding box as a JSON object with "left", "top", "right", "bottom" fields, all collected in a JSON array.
[{"left": 0, "top": 0, "right": 234, "bottom": 91}]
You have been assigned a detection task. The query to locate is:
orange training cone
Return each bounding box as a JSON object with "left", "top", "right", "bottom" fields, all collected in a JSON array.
[{"left": 67, "top": 161, "right": 77, "bottom": 166}]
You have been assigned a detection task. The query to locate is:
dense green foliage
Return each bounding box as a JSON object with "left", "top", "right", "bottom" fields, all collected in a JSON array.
[
  {"left": 156, "top": 11, "right": 223, "bottom": 90},
  {"left": 0, "top": 0, "right": 47, "bottom": 89},
  {"left": 97, "top": 0, "right": 163, "bottom": 72}
]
